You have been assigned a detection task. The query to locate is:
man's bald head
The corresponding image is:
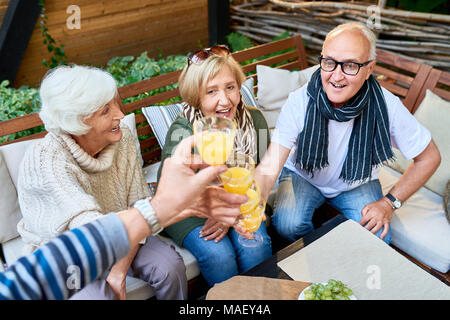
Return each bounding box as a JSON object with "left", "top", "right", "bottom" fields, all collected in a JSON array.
[{"left": 324, "top": 22, "right": 377, "bottom": 61}]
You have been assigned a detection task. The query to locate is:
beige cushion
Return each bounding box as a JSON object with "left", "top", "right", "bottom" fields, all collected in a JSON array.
[
  {"left": 388, "top": 89, "right": 450, "bottom": 196},
  {"left": 256, "top": 64, "right": 319, "bottom": 128},
  {"left": 0, "top": 152, "right": 22, "bottom": 242},
  {"left": 379, "top": 166, "right": 450, "bottom": 273},
  {"left": 121, "top": 112, "right": 144, "bottom": 167},
  {"left": 0, "top": 139, "right": 41, "bottom": 188}
]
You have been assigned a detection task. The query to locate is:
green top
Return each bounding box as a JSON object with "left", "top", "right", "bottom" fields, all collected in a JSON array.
[{"left": 156, "top": 106, "right": 271, "bottom": 247}]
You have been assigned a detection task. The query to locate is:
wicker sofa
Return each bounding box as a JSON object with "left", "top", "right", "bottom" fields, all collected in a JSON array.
[{"left": 0, "top": 35, "right": 448, "bottom": 301}]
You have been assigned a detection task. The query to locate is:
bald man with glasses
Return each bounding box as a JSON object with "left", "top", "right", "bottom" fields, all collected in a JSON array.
[{"left": 254, "top": 22, "right": 441, "bottom": 244}]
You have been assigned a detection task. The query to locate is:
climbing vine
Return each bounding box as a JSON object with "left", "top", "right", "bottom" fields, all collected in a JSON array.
[{"left": 38, "top": 0, "right": 67, "bottom": 68}]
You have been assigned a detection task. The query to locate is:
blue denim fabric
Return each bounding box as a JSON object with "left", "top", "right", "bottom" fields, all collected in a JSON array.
[
  {"left": 182, "top": 223, "right": 272, "bottom": 286},
  {"left": 272, "top": 167, "right": 391, "bottom": 244}
]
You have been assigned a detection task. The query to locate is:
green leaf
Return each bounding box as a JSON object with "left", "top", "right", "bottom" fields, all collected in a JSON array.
[{"left": 226, "top": 32, "right": 255, "bottom": 52}]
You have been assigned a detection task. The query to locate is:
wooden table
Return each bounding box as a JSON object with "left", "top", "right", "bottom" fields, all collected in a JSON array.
[
  {"left": 243, "top": 214, "right": 450, "bottom": 300},
  {"left": 243, "top": 214, "right": 347, "bottom": 280}
]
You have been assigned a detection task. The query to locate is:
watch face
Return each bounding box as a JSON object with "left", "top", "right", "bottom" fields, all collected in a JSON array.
[{"left": 393, "top": 200, "right": 401, "bottom": 209}]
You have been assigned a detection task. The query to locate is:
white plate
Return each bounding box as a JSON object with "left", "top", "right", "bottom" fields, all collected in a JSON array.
[{"left": 298, "top": 282, "right": 357, "bottom": 300}]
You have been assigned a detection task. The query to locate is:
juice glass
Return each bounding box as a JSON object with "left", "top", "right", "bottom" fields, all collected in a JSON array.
[
  {"left": 219, "top": 152, "right": 255, "bottom": 195},
  {"left": 193, "top": 116, "right": 236, "bottom": 165},
  {"left": 237, "top": 180, "right": 266, "bottom": 247}
]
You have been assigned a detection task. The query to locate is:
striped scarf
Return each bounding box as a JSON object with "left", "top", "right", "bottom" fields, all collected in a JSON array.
[
  {"left": 295, "top": 69, "right": 394, "bottom": 183},
  {"left": 182, "top": 97, "right": 257, "bottom": 159}
]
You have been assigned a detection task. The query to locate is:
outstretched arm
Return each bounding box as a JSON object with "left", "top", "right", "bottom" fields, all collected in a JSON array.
[
  {"left": 254, "top": 141, "right": 291, "bottom": 202},
  {"left": 0, "top": 135, "right": 245, "bottom": 300}
]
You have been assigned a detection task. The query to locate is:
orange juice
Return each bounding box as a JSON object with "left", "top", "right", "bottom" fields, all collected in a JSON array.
[
  {"left": 221, "top": 167, "right": 253, "bottom": 195},
  {"left": 196, "top": 131, "right": 234, "bottom": 165},
  {"left": 239, "top": 214, "right": 262, "bottom": 233},
  {"left": 239, "top": 199, "right": 265, "bottom": 232},
  {"left": 240, "top": 187, "right": 260, "bottom": 213}
]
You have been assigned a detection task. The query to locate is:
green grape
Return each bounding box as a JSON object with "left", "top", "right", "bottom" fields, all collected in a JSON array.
[
  {"left": 343, "top": 287, "right": 353, "bottom": 296},
  {"left": 304, "top": 280, "right": 354, "bottom": 300}
]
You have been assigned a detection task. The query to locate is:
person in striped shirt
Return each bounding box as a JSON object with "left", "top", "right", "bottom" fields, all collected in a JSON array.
[{"left": 0, "top": 136, "right": 247, "bottom": 300}]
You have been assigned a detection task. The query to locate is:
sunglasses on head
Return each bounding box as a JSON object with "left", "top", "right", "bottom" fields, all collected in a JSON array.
[{"left": 187, "top": 45, "right": 231, "bottom": 66}]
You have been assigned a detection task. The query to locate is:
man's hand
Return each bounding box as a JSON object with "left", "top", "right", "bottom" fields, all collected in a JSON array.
[
  {"left": 152, "top": 136, "right": 247, "bottom": 228},
  {"left": 359, "top": 197, "right": 394, "bottom": 240}
]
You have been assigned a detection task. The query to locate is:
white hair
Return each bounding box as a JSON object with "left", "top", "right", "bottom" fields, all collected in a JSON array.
[
  {"left": 39, "top": 64, "right": 117, "bottom": 135},
  {"left": 325, "top": 22, "right": 377, "bottom": 60}
]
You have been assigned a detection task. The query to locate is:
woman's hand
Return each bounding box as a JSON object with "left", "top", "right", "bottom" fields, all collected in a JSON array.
[
  {"left": 233, "top": 224, "right": 254, "bottom": 240},
  {"left": 106, "top": 267, "right": 127, "bottom": 300},
  {"left": 200, "top": 218, "right": 229, "bottom": 242}
]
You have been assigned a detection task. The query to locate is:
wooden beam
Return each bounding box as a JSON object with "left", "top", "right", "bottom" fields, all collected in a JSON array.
[
  {"left": 208, "top": 0, "right": 229, "bottom": 46},
  {"left": 0, "top": 0, "right": 40, "bottom": 85}
]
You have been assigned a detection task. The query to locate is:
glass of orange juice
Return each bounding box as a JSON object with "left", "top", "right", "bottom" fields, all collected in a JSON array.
[
  {"left": 219, "top": 152, "right": 255, "bottom": 195},
  {"left": 236, "top": 180, "right": 266, "bottom": 247},
  {"left": 193, "top": 116, "right": 236, "bottom": 166}
]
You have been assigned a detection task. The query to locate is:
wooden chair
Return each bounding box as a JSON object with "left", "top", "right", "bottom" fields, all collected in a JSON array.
[
  {"left": 414, "top": 68, "right": 450, "bottom": 112},
  {"left": 374, "top": 49, "right": 432, "bottom": 113}
]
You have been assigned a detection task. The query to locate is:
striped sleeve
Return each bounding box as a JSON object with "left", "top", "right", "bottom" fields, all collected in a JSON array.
[{"left": 0, "top": 214, "right": 130, "bottom": 300}]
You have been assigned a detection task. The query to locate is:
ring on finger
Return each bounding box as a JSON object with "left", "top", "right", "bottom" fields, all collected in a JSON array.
[{"left": 218, "top": 227, "right": 224, "bottom": 232}]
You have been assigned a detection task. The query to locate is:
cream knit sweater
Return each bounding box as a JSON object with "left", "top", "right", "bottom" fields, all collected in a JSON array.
[{"left": 17, "top": 125, "right": 151, "bottom": 253}]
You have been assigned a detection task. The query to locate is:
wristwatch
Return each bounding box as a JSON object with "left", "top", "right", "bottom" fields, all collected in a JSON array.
[
  {"left": 132, "top": 197, "right": 163, "bottom": 235},
  {"left": 385, "top": 193, "right": 402, "bottom": 209}
]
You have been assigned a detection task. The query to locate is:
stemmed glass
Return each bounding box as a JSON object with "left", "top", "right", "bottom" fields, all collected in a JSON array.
[
  {"left": 220, "top": 152, "right": 265, "bottom": 247},
  {"left": 236, "top": 181, "right": 266, "bottom": 247}
]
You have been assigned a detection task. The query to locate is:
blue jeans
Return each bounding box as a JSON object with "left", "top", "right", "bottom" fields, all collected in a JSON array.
[
  {"left": 182, "top": 223, "right": 272, "bottom": 286},
  {"left": 272, "top": 167, "right": 391, "bottom": 244}
]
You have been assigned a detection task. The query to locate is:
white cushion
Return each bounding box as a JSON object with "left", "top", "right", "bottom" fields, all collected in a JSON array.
[
  {"left": 388, "top": 89, "right": 450, "bottom": 196},
  {"left": 121, "top": 113, "right": 144, "bottom": 167},
  {"left": 0, "top": 138, "right": 42, "bottom": 189},
  {"left": 256, "top": 64, "right": 319, "bottom": 128},
  {"left": 142, "top": 103, "right": 184, "bottom": 149},
  {"left": 379, "top": 166, "right": 450, "bottom": 273},
  {"left": 0, "top": 152, "right": 22, "bottom": 242},
  {"left": 241, "top": 77, "right": 259, "bottom": 109},
  {"left": 143, "top": 161, "right": 161, "bottom": 184}
]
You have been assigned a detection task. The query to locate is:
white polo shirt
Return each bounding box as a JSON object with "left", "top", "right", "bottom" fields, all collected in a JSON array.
[{"left": 272, "top": 84, "right": 431, "bottom": 198}]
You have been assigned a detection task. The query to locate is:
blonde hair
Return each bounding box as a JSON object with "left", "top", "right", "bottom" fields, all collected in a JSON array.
[
  {"left": 325, "top": 22, "right": 377, "bottom": 60},
  {"left": 178, "top": 54, "right": 245, "bottom": 108}
]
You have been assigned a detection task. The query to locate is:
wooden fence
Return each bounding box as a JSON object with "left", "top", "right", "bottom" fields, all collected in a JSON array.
[{"left": 11, "top": 0, "right": 209, "bottom": 87}]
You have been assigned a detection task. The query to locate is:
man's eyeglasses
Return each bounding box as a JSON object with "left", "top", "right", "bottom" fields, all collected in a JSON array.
[
  {"left": 187, "top": 45, "right": 231, "bottom": 66},
  {"left": 319, "top": 56, "right": 373, "bottom": 76}
]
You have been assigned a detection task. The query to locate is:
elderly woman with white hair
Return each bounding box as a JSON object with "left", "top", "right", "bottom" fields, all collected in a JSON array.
[{"left": 16, "top": 65, "right": 189, "bottom": 300}]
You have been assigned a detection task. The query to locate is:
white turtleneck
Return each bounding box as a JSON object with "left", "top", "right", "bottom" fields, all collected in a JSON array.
[{"left": 16, "top": 125, "right": 151, "bottom": 253}]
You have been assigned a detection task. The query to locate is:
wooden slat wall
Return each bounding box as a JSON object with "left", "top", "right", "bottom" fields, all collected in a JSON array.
[
  {"left": 13, "top": 0, "right": 208, "bottom": 87},
  {"left": 0, "top": 0, "right": 10, "bottom": 25}
]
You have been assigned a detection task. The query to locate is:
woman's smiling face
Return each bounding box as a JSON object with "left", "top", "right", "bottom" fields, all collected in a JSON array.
[
  {"left": 320, "top": 29, "right": 375, "bottom": 108},
  {"left": 199, "top": 65, "right": 241, "bottom": 120},
  {"left": 82, "top": 94, "right": 125, "bottom": 150}
]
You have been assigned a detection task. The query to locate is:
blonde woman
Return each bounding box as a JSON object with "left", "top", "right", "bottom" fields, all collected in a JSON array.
[{"left": 156, "top": 46, "right": 272, "bottom": 286}]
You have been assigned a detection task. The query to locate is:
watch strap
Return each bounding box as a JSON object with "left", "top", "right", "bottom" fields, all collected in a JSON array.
[
  {"left": 385, "top": 193, "right": 401, "bottom": 209},
  {"left": 132, "top": 198, "right": 163, "bottom": 235},
  {"left": 385, "top": 193, "right": 396, "bottom": 203}
]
